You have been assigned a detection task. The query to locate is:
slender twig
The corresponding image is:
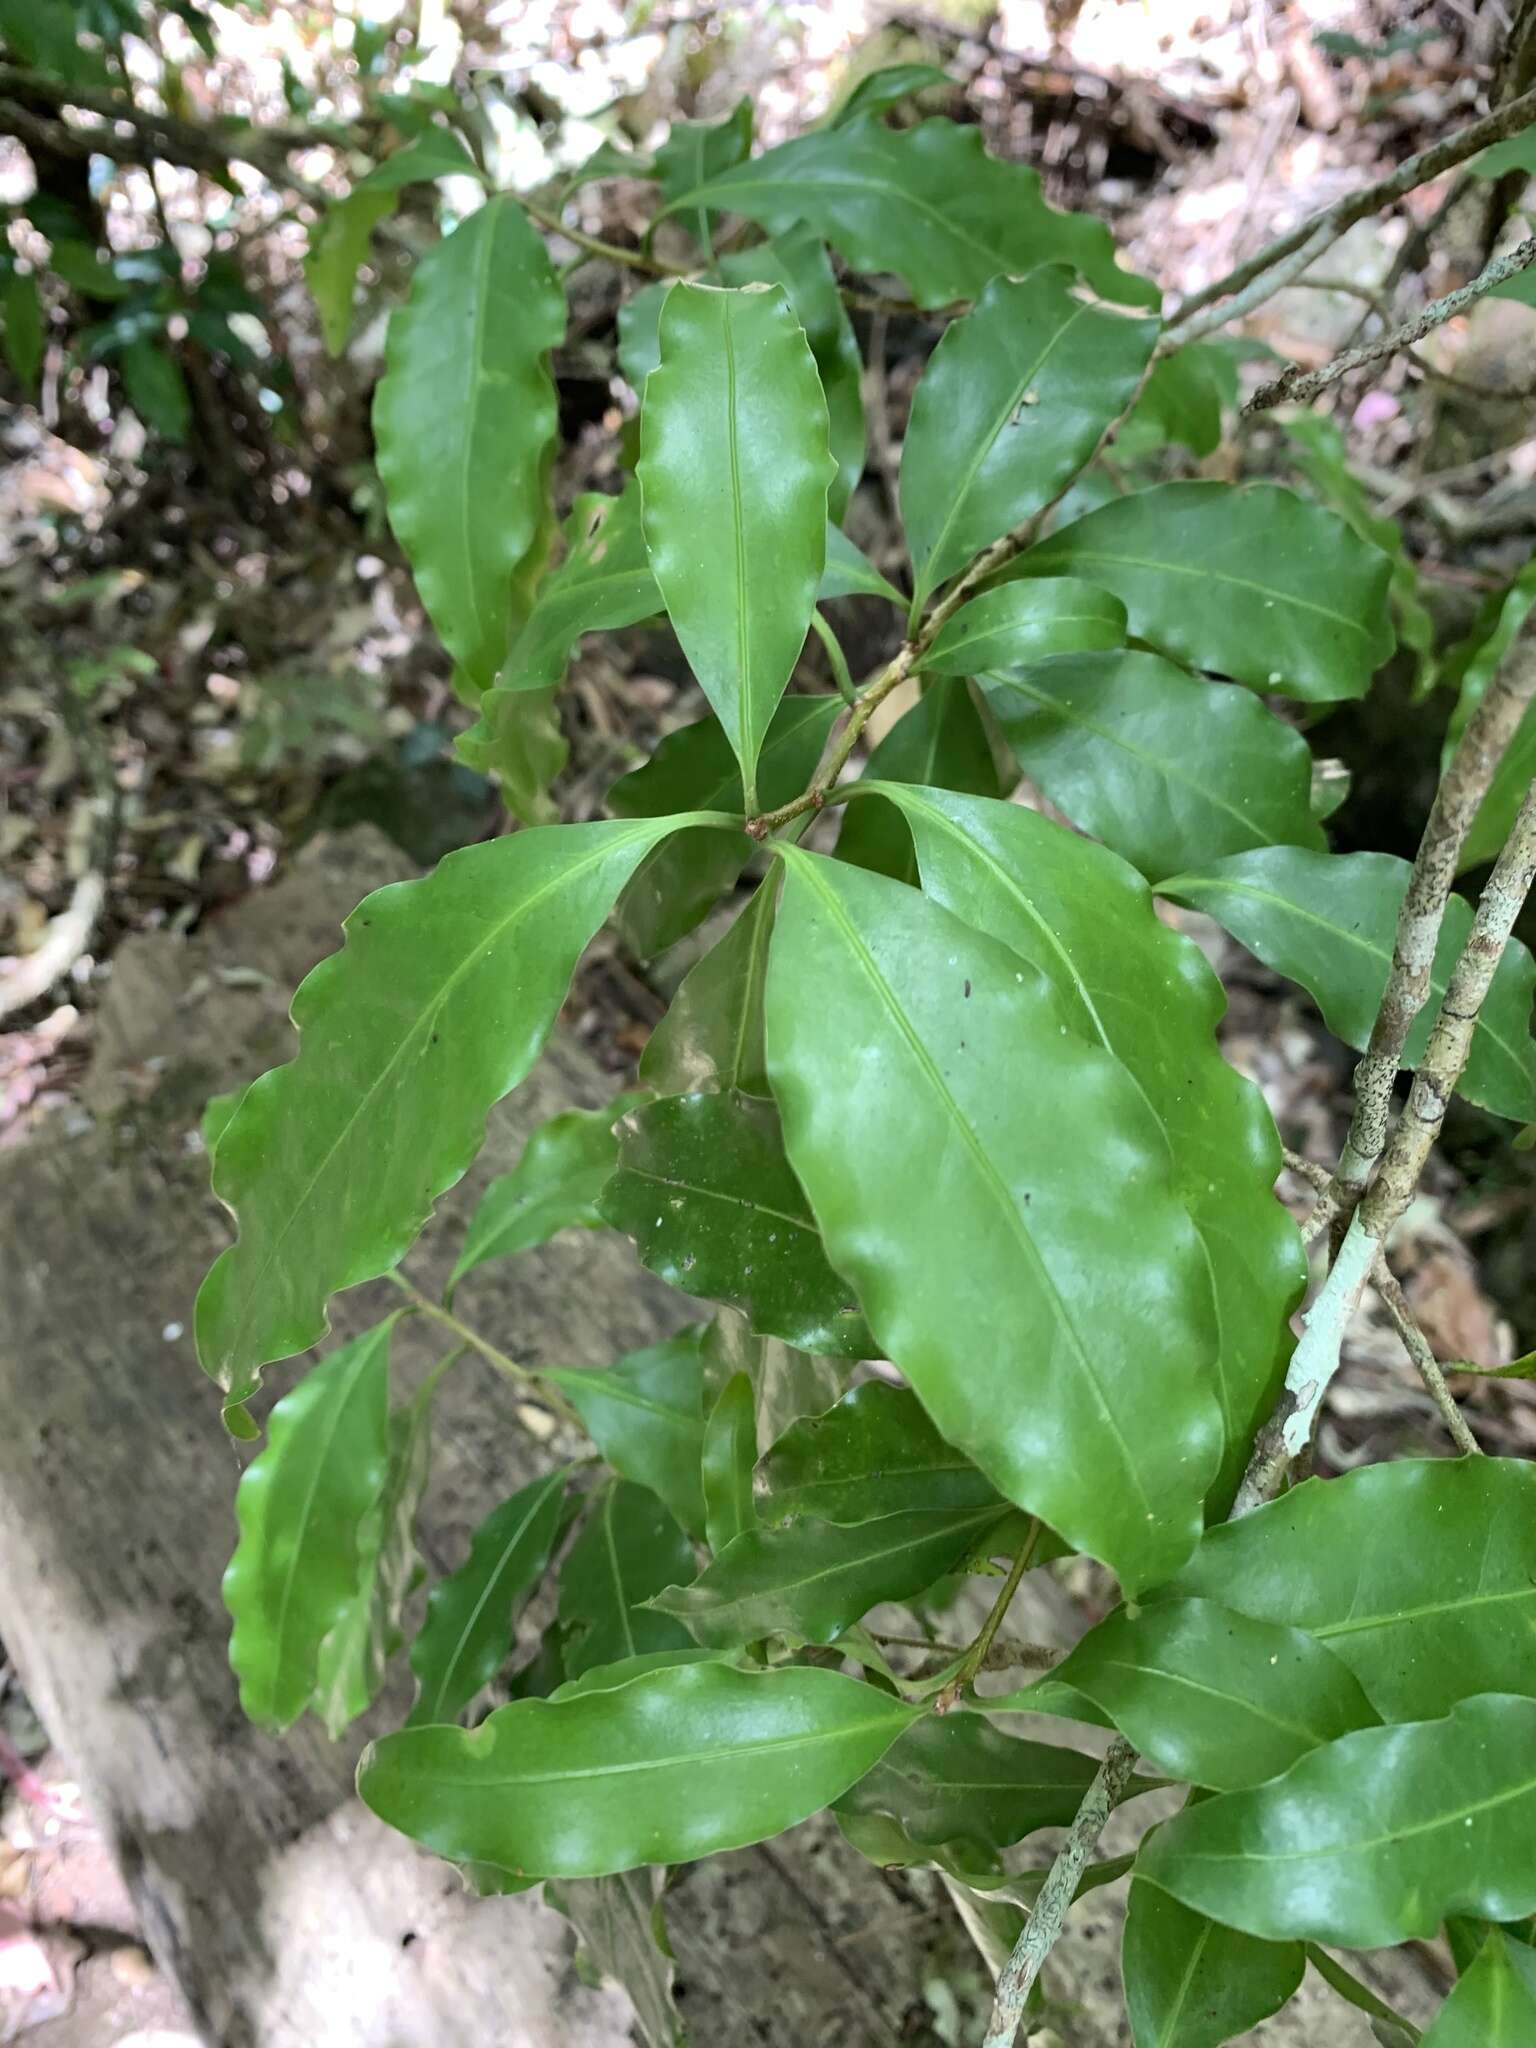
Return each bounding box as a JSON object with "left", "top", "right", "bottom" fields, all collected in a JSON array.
[
  {"left": 981, "top": 1737, "right": 1138, "bottom": 2048},
  {"left": 1332, "top": 613, "right": 1536, "bottom": 1213},
  {"left": 1373, "top": 1261, "right": 1481, "bottom": 1456},
  {"left": 1165, "top": 80, "right": 1536, "bottom": 345},
  {"left": 870, "top": 1631, "right": 1062, "bottom": 1672},
  {"left": 1245, "top": 237, "right": 1536, "bottom": 413},
  {"left": 519, "top": 192, "right": 686, "bottom": 277},
  {"left": 383, "top": 1271, "right": 582, "bottom": 1428}
]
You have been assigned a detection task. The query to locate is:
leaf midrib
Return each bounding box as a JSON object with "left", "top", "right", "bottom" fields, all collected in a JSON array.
[{"left": 421, "top": 1476, "right": 560, "bottom": 1721}]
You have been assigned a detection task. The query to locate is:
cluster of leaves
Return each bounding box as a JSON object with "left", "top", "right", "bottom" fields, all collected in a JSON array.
[{"left": 197, "top": 73, "right": 1536, "bottom": 2048}]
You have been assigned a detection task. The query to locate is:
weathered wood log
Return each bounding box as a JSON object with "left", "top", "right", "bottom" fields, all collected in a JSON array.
[{"left": 0, "top": 829, "right": 1445, "bottom": 2045}]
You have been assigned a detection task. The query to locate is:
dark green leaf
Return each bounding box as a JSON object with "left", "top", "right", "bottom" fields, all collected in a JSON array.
[
  {"left": 830, "top": 63, "right": 953, "bottom": 125},
  {"left": 758, "top": 1380, "right": 1000, "bottom": 1525},
  {"left": 1122, "top": 1881, "right": 1304, "bottom": 2048},
  {"left": 305, "top": 188, "right": 400, "bottom": 354},
  {"left": 558, "top": 1480, "right": 697, "bottom": 1677},
  {"left": 654, "top": 99, "right": 754, "bottom": 253},
  {"left": 1005, "top": 481, "right": 1395, "bottom": 703},
  {"left": 722, "top": 224, "right": 865, "bottom": 522},
  {"left": 836, "top": 1712, "right": 1100, "bottom": 1851},
  {"left": 1043, "top": 1598, "right": 1377, "bottom": 1792},
  {"left": 641, "top": 878, "right": 778, "bottom": 1099},
  {"left": 834, "top": 683, "right": 1003, "bottom": 886},
  {"left": 860, "top": 785, "right": 1302, "bottom": 1497},
  {"left": 224, "top": 1320, "right": 394, "bottom": 1730},
  {"left": 638, "top": 282, "right": 833, "bottom": 805},
  {"left": 374, "top": 197, "right": 565, "bottom": 692},
  {"left": 902, "top": 269, "right": 1158, "bottom": 604},
  {"left": 50, "top": 241, "right": 135, "bottom": 299},
  {"left": 1161, "top": 847, "right": 1536, "bottom": 1123},
  {"left": 196, "top": 816, "right": 727, "bottom": 1412},
  {"left": 450, "top": 1091, "right": 647, "bottom": 1294},
  {"left": 546, "top": 1869, "right": 685, "bottom": 2048},
  {"left": 544, "top": 1334, "right": 708, "bottom": 1538},
  {"left": 702, "top": 1372, "right": 757, "bottom": 1554},
  {"left": 617, "top": 279, "right": 668, "bottom": 393},
  {"left": 359, "top": 1660, "right": 920, "bottom": 1880},
  {"left": 1165, "top": 1457, "right": 1536, "bottom": 1721},
  {"left": 120, "top": 339, "right": 191, "bottom": 442},
  {"left": 1118, "top": 344, "right": 1235, "bottom": 459},
  {"left": 918, "top": 581, "right": 1127, "bottom": 676},
  {"left": 819, "top": 524, "right": 905, "bottom": 606},
  {"left": 3, "top": 269, "right": 43, "bottom": 391},
  {"left": 600, "top": 1090, "right": 870, "bottom": 1357},
  {"left": 764, "top": 848, "right": 1221, "bottom": 1594},
  {"left": 1138, "top": 1693, "right": 1536, "bottom": 1949},
  {"left": 983, "top": 651, "right": 1327, "bottom": 884},
  {"left": 650, "top": 1503, "right": 1006, "bottom": 1648},
  {"left": 408, "top": 1468, "right": 571, "bottom": 1725},
  {"left": 662, "top": 118, "right": 1159, "bottom": 311},
  {"left": 1471, "top": 132, "right": 1536, "bottom": 178},
  {"left": 1422, "top": 1931, "right": 1536, "bottom": 2045}
]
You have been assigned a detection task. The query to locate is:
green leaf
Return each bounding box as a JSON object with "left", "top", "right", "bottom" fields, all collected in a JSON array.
[
  {"left": 1122, "top": 1881, "right": 1304, "bottom": 2048},
  {"left": 654, "top": 98, "right": 754, "bottom": 253},
  {"left": 1118, "top": 343, "right": 1235, "bottom": 459},
  {"left": 1422, "top": 1931, "right": 1536, "bottom": 2045},
  {"left": 617, "top": 279, "right": 668, "bottom": 393},
  {"left": 408, "top": 1468, "right": 571, "bottom": 1726},
  {"left": 354, "top": 129, "right": 482, "bottom": 191},
  {"left": 358, "top": 1660, "right": 920, "bottom": 1880},
  {"left": 1471, "top": 132, "right": 1536, "bottom": 178},
  {"left": 1304, "top": 1946, "right": 1420, "bottom": 2043},
  {"left": 1462, "top": 718, "right": 1536, "bottom": 876},
  {"left": 201, "top": 1085, "right": 244, "bottom": 1159},
  {"left": 1137, "top": 1693, "right": 1536, "bottom": 1949},
  {"left": 820, "top": 524, "right": 905, "bottom": 606},
  {"left": 374, "top": 197, "right": 565, "bottom": 692},
  {"left": 450, "top": 1091, "right": 647, "bottom": 1295},
  {"left": 305, "top": 188, "right": 399, "bottom": 354},
  {"left": 763, "top": 849, "right": 1221, "bottom": 1594},
  {"left": 544, "top": 1334, "right": 708, "bottom": 1538},
  {"left": 857, "top": 785, "right": 1303, "bottom": 1494},
  {"left": 702, "top": 1310, "right": 845, "bottom": 1452},
  {"left": 223, "top": 1320, "right": 394, "bottom": 1730},
  {"left": 901, "top": 269, "right": 1159, "bottom": 604},
  {"left": 314, "top": 1385, "right": 435, "bottom": 1738},
  {"left": 637, "top": 282, "right": 834, "bottom": 808},
  {"left": 1160, "top": 847, "right": 1536, "bottom": 1124},
  {"left": 829, "top": 63, "right": 953, "bottom": 125},
  {"left": 721, "top": 223, "right": 865, "bottom": 522},
  {"left": 120, "top": 339, "right": 191, "bottom": 442},
  {"left": 1165, "top": 1457, "right": 1536, "bottom": 1722},
  {"left": 649, "top": 1503, "right": 1007, "bottom": 1648},
  {"left": 835, "top": 1712, "right": 1100, "bottom": 1851},
  {"left": 487, "top": 486, "right": 659, "bottom": 694},
  {"left": 1441, "top": 556, "right": 1536, "bottom": 775},
  {"left": 196, "top": 815, "right": 728, "bottom": 1411},
  {"left": 757, "top": 1380, "right": 1000, "bottom": 1525},
  {"left": 1003, "top": 481, "right": 1395, "bottom": 703},
  {"left": 917, "top": 581, "right": 1128, "bottom": 676},
  {"left": 600, "top": 1090, "right": 870, "bottom": 1357},
  {"left": 1042, "top": 1598, "right": 1376, "bottom": 1792},
  {"left": 834, "top": 682, "right": 1003, "bottom": 886},
  {"left": 453, "top": 683, "right": 566, "bottom": 822},
  {"left": 640, "top": 877, "right": 778, "bottom": 1099},
  {"left": 558, "top": 1480, "right": 697, "bottom": 1678},
  {"left": 662, "top": 118, "right": 1160, "bottom": 312},
  {"left": 546, "top": 1869, "right": 685, "bottom": 2048},
  {"left": 702, "top": 1372, "right": 757, "bottom": 1554},
  {"left": 551, "top": 1649, "right": 725, "bottom": 1703},
  {"left": 50, "top": 241, "right": 136, "bottom": 300},
  {"left": 3, "top": 269, "right": 44, "bottom": 391},
  {"left": 982, "top": 652, "right": 1327, "bottom": 884},
  {"left": 564, "top": 137, "right": 658, "bottom": 193}
]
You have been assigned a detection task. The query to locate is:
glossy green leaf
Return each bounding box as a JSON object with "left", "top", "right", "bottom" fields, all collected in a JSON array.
[
  {"left": 901, "top": 269, "right": 1159, "bottom": 603},
  {"left": 408, "top": 1468, "right": 571, "bottom": 1726},
  {"left": 758, "top": 1380, "right": 1000, "bottom": 1525},
  {"left": 1138, "top": 1693, "right": 1536, "bottom": 1949},
  {"left": 820, "top": 524, "right": 905, "bottom": 606},
  {"left": 983, "top": 651, "right": 1326, "bottom": 884},
  {"left": 638, "top": 282, "right": 834, "bottom": 807},
  {"left": 702, "top": 1373, "right": 757, "bottom": 1554},
  {"left": 1122, "top": 1881, "right": 1304, "bottom": 2048},
  {"left": 1006, "top": 481, "right": 1394, "bottom": 703},
  {"left": 764, "top": 847, "right": 1222, "bottom": 1593},
  {"left": 834, "top": 683, "right": 1003, "bottom": 886},
  {"left": 558, "top": 1480, "right": 697, "bottom": 1678},
  {"left": 223, "top": 1320, "right": 394, "bottom": 1730},
  {"left": 1422, "top": 1931, "right": 1536, "bottom": 2045},
  {"left": 701, "top": 1310, "right": 845, "bottom": 1453},
  {"left": 315, "top": 1386, "right": 434, "bottom": 1738},
  {"left": 1165, "top": 1457, "right": 1536, "bottom": 1722},
  {"left": 546, "top": 1869, "right": 684, "bottom": 2048},
  {"left": 3, "top": 269, "right": 44, "bottom": 391},
  {"left": 374, "top": 197, "right": 565, "bottom": 692},
  {"left": 201, "top": 1086, "right": 244, "bottom": 1160},
  {"left": 836, "top": 1712, "right": 1100, "bottom": 1851},
  {"left": 1161, "top": 847, "right": 1536, "bottom": 1123},
  {"left": 121, "top": 339, "right": 191, "bottom": 443},
  {"left": 721, "top": 223, "right": 864, "bottom": 522},
  {"left": 1044, "top": 1598, "right": 1376, "bottom": 1793},
  {"left": 918, "top": 580, "right": 1127, "bottom": 676},
  {"left": 650, "top": 1502, "right": 1006, "bottom": 1648},
  {"left": 600, "top": 1090, "right": 870, "bottom": 1357},
  {"left": 197, "top": 815, "right": 726, "bottom": 1411},
  {"left": 1118, "top": 343, "right": 1235, "bottom": 459},
  {"left": 641, "top": 878, "right": 778, "bottom": 1099},
  {"left": 551, "top": 1649, "right": 725, "bottom": 1704},
  {"left": 654, "top": 99, "right": 753, "bottom": 253},
  {"left": 829, "top": 63, "right": 952, "bottom": 125},
  {"left": 662, "top": 118, "right": 1159, "bottom": 311},
  {"left": 858, "top": 785, "right": 1302, "bottom": 1492},
  {"left": 545, "top": 1335, "right": 708, "bottom": 1538},
  {"left": 306, "top": 188, "right": 399, "bottom": 355},
  {"left": 617, "top": 279, "right": 668, "bottom": 393},
  {"left": 454, "top": 682, "right": 566, "bottom": 822},
  {"left": 450, "top": 1091, "right": 647, "bottom": 1295},
  {"left": 359, "top": 1660, "right": 920, "bottom": 1880}
]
